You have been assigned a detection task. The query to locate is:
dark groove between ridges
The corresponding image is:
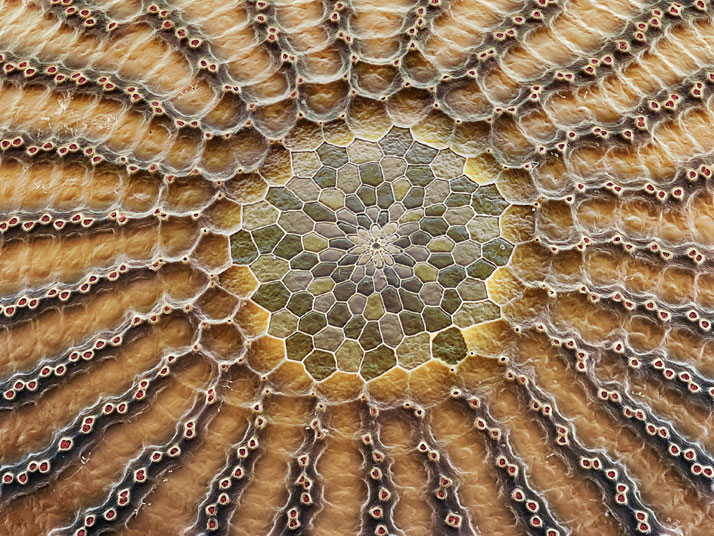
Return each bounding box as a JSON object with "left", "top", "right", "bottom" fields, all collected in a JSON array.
[
  {"left": 500, "top": 0, "right": 712, "bottom": 110},
  {"left": 356, "top": 404, "right": 406, "bottom": 536},
  {"left": 189, "top": 386, "right": 270, "bottom": 536},
  {"left": 268, "top": 401, "right": 327, "bottom": 536},
  {"left": 401, "top": 404, "right": 477, "bottom": 535},
  {"left": 506, "top": 360, "right": 675, "bottom": 535},
  {"left": 451, "top": 390, "right": 570, "bottom": 536},
  {"left": 0, "top": 351, "right": 196, "bottom": 503},
  {"left": 53, "top": 358, "right": 231, "bottom": 536},
  {"left": 534, "top": 320, "right": 714, "bottom": 491},
  {"left": 0, "top": 306, "right": 193, "bottom": 410}
]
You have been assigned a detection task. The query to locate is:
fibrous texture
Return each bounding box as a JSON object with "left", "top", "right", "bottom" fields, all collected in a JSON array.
[{"left": 1, "top": 0, "right": 714, "bottom": 535}]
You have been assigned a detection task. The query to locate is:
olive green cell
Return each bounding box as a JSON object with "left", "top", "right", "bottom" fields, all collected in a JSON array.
[
  {"left": 423, "top": 306, "right": 451, "bottom": 332},
  {"left": 303, "top": 202, "right": 336, "bottom": 223},
  {"left": 344, "top": 315, "right": 367, "bottom": 339},
  {"left": 415, "top": 263, "right": 438, "bottom": 282},
  {"left": 440, "top": 288, "right": 461, "bottom": 314},
  {"left": 230, "top": 230, "right": 258, "bottom": 264},
  {"left": 420, "top": 216, "right": 448, "bottom": 236},
  {"left": 406, "top": 165, "right": 434, "bottom": 187},
  {"left": 304, "top": 350, "right": 336, "bottom": 381},
  {"left": 399, "top": 311, "right": 425, "bottom": 335},
  {"left": 428, "top": 253, "right": 454, "bottom": 269},
  {"left": 482, "top": 238, "right": 514, "bottom": 266},
  {"left": 287, "top": 291, "right": 314, "bottom": 317},
  {"left": 303, "top": 232, "right": 328, "bottom": 252},
  {"left": 364, "top": 293, "right": 385, "bottom": 320},
  {"left": 313, "top": 167, "right": 337, "bottom": 188},
  {"left": 317, "top": 143, "right": 349, "bottom": 168},
  {"left": 427, "top": 236, "right": 454, "bottom": 252},
  {"left": 397, "top": 332, "right": 431, "bottom": 369},
  {"left": 447, "top": 225, "right": 469, "bottom": 243},
  {"left": 252, "top": 281, "right": 291, "bottom": 312},
  {"left": 359, "top": 162, "right": 384, "bottom": 186},
  {"left": 445, "top": 193, "right": 471, "bottom": 208},
  {"left": 298, "top": 311, "right": 327, "bottom": 335},
  {"left": 405, "top": 142, "right": 438, "bottom": 164},
  {"left": 311, "top": 262, "right": 337, "bottom": 278},
  {"left": 403, "top": 187, "right": 425, "bottom": 209},
  {"left": 398, "top": 288, "right": 424, "bottom": 313},
  {"left": 327, "top": 302, "right": 352, "bottom": 327},
  {"left": 268, "top": 309, "right": 299, "bottom": 338},
  {"left": 467, "top": 259, "right": 497, "bottom": 280},
  {"left": 471, "top": 184, "right": 509, "bottom": 215},
  {"left": 310, "top": 277, "right": 336, "bottom": 295},
  {"left": 392, "top": 177, "right": 411, "bottom": 201},
  {"left": 379, "top": 127, "right": 413, "bottom": 156},
  {"left": 453, "top": 300, "right": 501, "bottom": 328},
  {"left": 359, "top": 321, "right": 383, "bottom": 350},
  {"left": 274, "top": 234, "right": 303, "bottom": 260},
  {"left": 251, "top": 255, "right": 289, "bottom": 282},
  {"left": 290, "top": 251, "right": 319, "bottom": 270},
  {"left": 266, "top": 186, "right": 303, "bottom": 211},
  {"left": 431, "top": 326, "right": 468, "bottom": 365},
  {"left": 252, "top": 225, "right": 284, "bottom": 254},
  {"left": 376, "top": 183, "right": 395, "bottom": 209},
  {"left": 286, "top": 332, "right": 313, "bottom": 360},
  {"left": 361, "top": 345, "right": 397, "bottom": 381},
  {"left": 424, "top": 204, "right": 446, "bottom": 217},
  {"left": 357, "top": 185, "right": 376, "bottom": 206}
]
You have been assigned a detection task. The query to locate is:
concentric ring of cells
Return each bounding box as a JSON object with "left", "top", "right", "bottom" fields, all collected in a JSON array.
[
  {"left": 1, "top": 0, "right": 714, "bottom": 535},
  {"left": 233, "top": 130, "right": 513, "bottom": 381}
]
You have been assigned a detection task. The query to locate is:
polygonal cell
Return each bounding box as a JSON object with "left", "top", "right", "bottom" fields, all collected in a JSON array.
[
  {"left": 482, "top": 238, "right": 514, "bottom": 266},
  {"left": 431, "top": 327, "right": 468, "bottom": 365},
  {"left": 252, "top": 281, "right": 290, "bottom": 312},
  {"left": 471, "top": 184, "right": 509, "bottom": 215},
  {"left": 231, "top": 230, "right": 258, "bottom": 264},
  {"left": 317, "top": 143, "right": 349, "bottom": 168},
  {"left": 379, "top": 127, "right": 413, "bottom": 156},
  {"left": 361, "top": 345, "right": 397, "bottom": 381},
  {"left": 304, "top": 350, "right": 337, "bottom": 381}
]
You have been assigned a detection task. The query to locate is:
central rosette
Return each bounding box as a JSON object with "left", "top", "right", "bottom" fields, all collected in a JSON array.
[{"left": 230, "top": 130, "right": 514, "bottom": 383}]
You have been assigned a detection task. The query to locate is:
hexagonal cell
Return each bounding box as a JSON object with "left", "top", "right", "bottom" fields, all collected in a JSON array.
[
  {"left": 471, "top": 184, "right": 509, "bottom": 215},
  {"left": 317, "top": 142, "right": 349, "bottom": 168},
  {"left": 286, "top": 332, "right": 313, "bottom": 360},
  {"left": 298, "top": 311, "right": 328, "bottom": 335},
  {"left": 361, "top": 345, "right": 397, "bottom": 381},
  {"left": 467, "top": 259, "right": 497, "bottom": 280},
  {"left": 252, "top": 281, "right": 290, "bottom": 312},
  {"left": 359, "top": 162, "right": 384, "bottom": 186},
  {"left": 453, "top": 300, "right": 501, "bottom": 328},
  {"left": 405, "top": 142, "right": 438, "bottom": 164},
  {"left": 266, "top": 186, "right": 303, "bottom": 211},
  {"left": 304, "top": 350, "right": 337, "bottom": 381},
  {"left": 252, "top": 225, "right": 285, "bottom": 254},
  {"left": 230, "top": 230, "right": 258, "bottom": 264},
  {"left": 269, "top": 309, "right": 299, "bottom": 338},
  {"left": 482, "top": 238, "right": 514, "bottom": 266},
  {"left": 431, "top": 327, "right": 467, "bottom": 365}
]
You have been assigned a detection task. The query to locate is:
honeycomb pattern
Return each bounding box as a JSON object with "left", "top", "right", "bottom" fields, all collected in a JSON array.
[{"left": 232, "top": 128, "right": 512, "bottom": 381}]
